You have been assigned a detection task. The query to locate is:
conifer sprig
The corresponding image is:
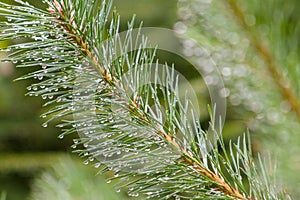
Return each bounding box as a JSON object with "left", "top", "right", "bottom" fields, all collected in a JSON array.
[{"left": 0, "top": 0, "right": 289, "bottom": 199}]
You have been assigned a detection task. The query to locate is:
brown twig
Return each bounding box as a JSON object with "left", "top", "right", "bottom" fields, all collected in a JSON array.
[{"left": 225, "top": 0, "right": 300, "bottom": 120}]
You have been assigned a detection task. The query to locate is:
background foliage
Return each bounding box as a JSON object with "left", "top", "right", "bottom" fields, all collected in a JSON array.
[{"left": 176, "top": 0, "right": 300, "bottom": 198}]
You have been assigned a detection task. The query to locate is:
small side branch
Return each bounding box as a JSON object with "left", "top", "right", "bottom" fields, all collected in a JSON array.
[{"left": 49, "top": 0, "right": 112, "bottom": 83}]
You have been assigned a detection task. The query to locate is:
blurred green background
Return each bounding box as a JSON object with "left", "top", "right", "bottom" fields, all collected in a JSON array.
[{"left": 1, "top": 0, "right": 300, "bottom": 199}]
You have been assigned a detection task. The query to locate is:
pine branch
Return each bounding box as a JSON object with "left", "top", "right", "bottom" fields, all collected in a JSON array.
[
  {"left": 0, "top": 0, "right": 290, "bottom": 199},
  {"left": 224, "top": 0, "right": 300, "bottom": 121}
]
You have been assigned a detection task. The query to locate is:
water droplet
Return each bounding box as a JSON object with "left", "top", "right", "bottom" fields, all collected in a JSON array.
[
  {"left": 145, "top": 192, "right": 153, "bottom": 196},
  {"left": 94, "top": 163, "right": 101, "bottom": 168},
  {"left": 88, "top": 157, "right": 94, "bottom": 162},
  {"left": 37, "top": 74, "right": 43, "bottom": 80},
  {"left": 58, "top": 134, "right": 64, "bottom": 139},
  {"left": 129, "top": 192, "right": 139, "bottom": 197},
  {"left": 42, "top": 123, "right": 48, "bottom": 128},
  {"left": 84, "top": 152, "right": 88, "bottom": 156},
  {"left": 83, "top": 160, "right": 89, "bottom": 165}
]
